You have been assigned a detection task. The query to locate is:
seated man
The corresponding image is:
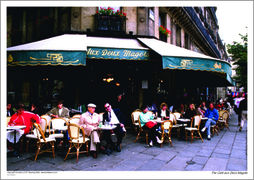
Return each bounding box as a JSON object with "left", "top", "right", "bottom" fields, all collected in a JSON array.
[
  {"left": 103, "top": 103, "right": 126, "bottom": 153},
  {"left": 79, "top": 103, "right": 101, "bottom": 159},
  {"left": 201, "top": 102, "right": 219, "bottom": 140},
  {"left": 47, "top": 100, "right": 69, "bottom": 119}
]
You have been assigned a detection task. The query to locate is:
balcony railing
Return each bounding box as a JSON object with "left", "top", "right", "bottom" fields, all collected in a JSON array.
[{"left": 94, "top": 14, "right": 126, "bottom": 34}]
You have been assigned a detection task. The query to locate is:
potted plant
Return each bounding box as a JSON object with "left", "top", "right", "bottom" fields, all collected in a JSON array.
[
  {"left": 159, "top": 25, "right": 171, "bottom": 37},
  {"left": 96, "top": 7, "right": 126, "bottom": 19}
]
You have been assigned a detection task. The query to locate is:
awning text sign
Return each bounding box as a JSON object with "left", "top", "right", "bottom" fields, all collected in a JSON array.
[
  {"left": 7, "top": 51, "right": 86, "bottom": 66},
  {"left": 87, "top": 47, "right": 150, "bottom": 60}
]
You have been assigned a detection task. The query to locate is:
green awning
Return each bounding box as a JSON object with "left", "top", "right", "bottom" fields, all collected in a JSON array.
[
  {"left": 7, "top": 34, "right": 87, "bottom": 66},
  {"left": 162, "top": 56, "right": 232, "bottom": 75},
  {"left": 138, "top": 38, "right": 235, "bottom": 86}
]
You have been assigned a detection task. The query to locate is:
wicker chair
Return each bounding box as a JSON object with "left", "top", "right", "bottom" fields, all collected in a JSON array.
[
  {"left": 131, "top": 110, "right": 142, "bottom": 135},
  {"left": 33, "top": 123, "right": 56, "bottom": 161},
  {"left": 134, "top": 116, "right": 149, "bottom": 144},
  {"left": 218, "top": 111, "right": 230, "bottom": 131},
  {"left": 64, "top": 123, "right": 90, "bottom": 163},
  {"left": 185, "top": 115, "right": 204, "bottom": 143},
  {"left": 159, "top": 120, "right": 173, "bottom": 147},
  {"left": 25, "top": 117, "right": 47, "bottom": 152}
]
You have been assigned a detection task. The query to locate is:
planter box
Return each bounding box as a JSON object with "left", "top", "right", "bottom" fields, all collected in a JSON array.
[{"left": 159, "top": 32, "right": 167, "bottom": 43}]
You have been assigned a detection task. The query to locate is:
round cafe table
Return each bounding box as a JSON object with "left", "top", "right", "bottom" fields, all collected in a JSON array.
[{"left": 7, "top": 125, "right": 26, "bottom": 157}]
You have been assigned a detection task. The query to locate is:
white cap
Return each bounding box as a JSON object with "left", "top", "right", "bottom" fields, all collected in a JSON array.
[{"left": 87, "top": 103, "right": 96, "bottom": 108}]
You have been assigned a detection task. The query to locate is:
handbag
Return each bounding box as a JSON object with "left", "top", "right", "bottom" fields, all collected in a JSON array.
[{"left": 146, "top": 121, "right": 157, "bottom": 128}]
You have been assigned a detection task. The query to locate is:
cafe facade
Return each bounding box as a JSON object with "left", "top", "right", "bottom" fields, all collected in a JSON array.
[{"left": 6, "top": 7, "right": 234, "bottom": 125}]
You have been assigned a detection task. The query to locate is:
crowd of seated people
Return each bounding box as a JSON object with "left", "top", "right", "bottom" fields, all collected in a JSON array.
[{"left": 7, "top": 97, "right": 232, "bottom": 159}]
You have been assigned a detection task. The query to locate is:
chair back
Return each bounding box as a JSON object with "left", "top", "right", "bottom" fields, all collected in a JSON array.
[
  {"left": 68, "top": 123, "right": 86, "bottom": 142},
  {"left": 169, "top": 113, "right": 177, "bottom": 125},
  {"left": 34, "top": 123, "right": 46, "bottom": 141},
  {"left": 98, "top": 112, "right": 104, "bottom": 123},
  {"left": 131, "top": 110, "right": 142, "bottom": 125},
  {"left": 7, "top": 116, "right": 11, "bottom": 127},
  {"left": 219, "top": 110, "right": 227, "bottom": 119},
  {"left": 192, "top": 115, "right": 202, "bottom": 129},
  {"left": 173, "top": 112, "right": 182, "bottom": 119},
  {"left": 72, "top": 114, "right": 81, "bottom": 119},
  {"left": 49, "top": 118, "right": 67, "bottom": 132},
  {"left": 68, "top": 117, "right": 80, "bottom": 125},
  {"left": 222, "top": 111, "right": 229, "bottom": 122},
  {"left": 161, "top": 120, "right": 173, "bottom": 131},
  {"left": 41, "top": 114, "right": 51, "bottom": 127},
  {"left": 137, "top": 116, "right": 145, "bottom": 131},
  {"left": 40, "top": 117, "right": 47, "bottom": 134}
]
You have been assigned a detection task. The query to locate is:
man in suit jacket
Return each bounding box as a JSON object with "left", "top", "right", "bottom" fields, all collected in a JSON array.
[
  {"left": 103, "top": 103, "right": 126, "bottom": 152},
  {"left": 47, "top": 100, "right": 69, "bottom": 119}
]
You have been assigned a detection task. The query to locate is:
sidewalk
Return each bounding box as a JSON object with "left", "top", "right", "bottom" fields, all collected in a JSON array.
[{"left": 5, "top": 113, "right": 249, "bottom": 175}]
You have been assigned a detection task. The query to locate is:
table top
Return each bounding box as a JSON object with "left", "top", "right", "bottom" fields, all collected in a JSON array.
[
  {"left": 7, "top": 125, "right": 26, "bottom": 130},
  {"left": 177, "top": 118, "right": 191, "bottom": 122},
  {"left": 201, "top": 117, "right": 208, "bottom": 120},
  {"left": 98, "top": 125, "right": 117, "bottom": 130}
]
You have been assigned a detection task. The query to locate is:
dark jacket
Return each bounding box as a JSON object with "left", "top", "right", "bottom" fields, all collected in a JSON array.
[
  {"left": 184, "top": 109, "right": 197, "bottom": 119},
  {"left": 103, "top": 109, "right": 125, "bottom": 125},
  {"left": 157, "top": 109, "right": 171, "bottom": 118}
]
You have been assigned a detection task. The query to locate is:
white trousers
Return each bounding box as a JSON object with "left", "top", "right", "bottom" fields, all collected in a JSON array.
[{"left": 90, "top": 130, "right": 100, "bottom": 151}]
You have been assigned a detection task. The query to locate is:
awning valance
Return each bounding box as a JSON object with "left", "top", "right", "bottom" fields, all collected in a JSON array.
[
  {"left": 87, "top": 37, "right": 151, "bottom": 60},
  {"left": 7, "top": 34, "right": 87, "bottom": 66},
  {"left": 138, "top": 38, "right": 235, "bottom": 86}
]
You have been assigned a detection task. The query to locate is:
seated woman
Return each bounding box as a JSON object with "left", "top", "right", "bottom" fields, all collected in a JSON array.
[
  {"left": 158, "top": 102, "right": 171, "bottom": 120},
  {"left": 184, "top": 103, "right": 197, "bottom": 120},
  {"left": 7, "top": 103, "right": 41, "bottom": 151},
  {"left": 197, "top": 102, "right": 205, "bottom": 118},
  {"left": 139, "top": 105, "right": 162, "bottom": 147},
  {"left": 177, "top": 103, "right": 186, "bottom": 116}
]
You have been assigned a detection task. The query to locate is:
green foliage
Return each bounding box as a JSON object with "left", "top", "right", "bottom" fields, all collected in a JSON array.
[{"left": 226, "top": 32, "right": 248, "bottom": 92}]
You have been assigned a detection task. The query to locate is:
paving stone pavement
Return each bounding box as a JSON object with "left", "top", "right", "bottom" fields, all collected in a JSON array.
[{"left": 4, "top": 113, "right": 251, "bottom": 179}]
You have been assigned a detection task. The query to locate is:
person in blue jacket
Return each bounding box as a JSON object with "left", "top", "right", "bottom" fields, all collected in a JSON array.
[{"left": 201, "top": 102, "right": 219, "bottom": 140}]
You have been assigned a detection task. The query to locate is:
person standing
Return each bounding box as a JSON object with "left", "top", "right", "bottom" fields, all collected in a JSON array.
[
  {"left": 47, "top": 100, "right": 69, "bottom": 119},
  {"left": 239, "top": 94, "right": 247, "bottom": 132},
  {"left": 79, "top": 103, "right": 101, "bottom": 158},
  {"left": 201, "top": 102, "right": 219, "bottom": 140},
  {"left": 103, "top": 103, "right": 126, "bottom": 153}
]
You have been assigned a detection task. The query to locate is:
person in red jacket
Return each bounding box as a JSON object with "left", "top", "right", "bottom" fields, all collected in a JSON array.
[
  {"left": 7, "top": 103, "right": 41, "bottom": 151},
  {"left": 8, "top": 103, "right": 41, "bottom": 134}
]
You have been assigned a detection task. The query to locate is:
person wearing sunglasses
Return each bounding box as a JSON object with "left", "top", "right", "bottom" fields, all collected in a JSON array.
[{"left": 102, "top": 103, "right": 126, "bottom": 154}]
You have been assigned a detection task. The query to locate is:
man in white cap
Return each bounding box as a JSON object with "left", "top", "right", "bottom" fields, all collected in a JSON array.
[{"left": 79, "top": 103, "right": 101, "bottom": 158}]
